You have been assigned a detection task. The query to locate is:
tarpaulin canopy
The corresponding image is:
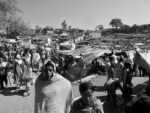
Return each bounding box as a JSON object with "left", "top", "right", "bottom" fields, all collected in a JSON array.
[
  {"left": 58, "top": 46, "right": 111, "bottom": 64},
  {"left": 23, "top": 43, "right": 36, "bottom": 49},
  {"left": 58, "top": 46, "right": 110, "bottom": 61},
  {"left": 134, "top": 51, "right": 150, "bottom": 72},
  {"left": 6, "top": 39, "right": 20, "bottom": 44},
  {"left": 57, "top": 46, "right": 92, "bottom": 56},
  {"left": 59, "top": 41, "right": 76, "bottom": 51},
  {"left": 83, "top": 49, "right": 110, "bottom": 64}
]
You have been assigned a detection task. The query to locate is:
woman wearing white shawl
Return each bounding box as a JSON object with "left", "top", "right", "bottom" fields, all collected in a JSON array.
[
  {"left": 32, "top": 50, "right": 41, "bottom": 69},
  {"left": 34, "top": 61, "right": 73, "bottom": 113}
]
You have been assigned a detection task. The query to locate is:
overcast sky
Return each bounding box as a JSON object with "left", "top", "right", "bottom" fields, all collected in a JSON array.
[{"left": 18, "top": 0, "right": 150, "bottom": 30}]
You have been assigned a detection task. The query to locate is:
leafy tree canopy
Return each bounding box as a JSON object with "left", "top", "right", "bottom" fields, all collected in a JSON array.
[{"left": 109, "top": 18, "right": 123, "bottom": 29}]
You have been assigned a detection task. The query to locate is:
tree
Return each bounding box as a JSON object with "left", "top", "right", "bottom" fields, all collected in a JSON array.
[
  {"left": 120, "top": 24, "right": 130, "bottom": 33},
  {"left": 0, "top": 0, "right": 20, "bottom": 31},
  {"left": 138, "top": 24, "right": 148, "bottom": 33},
  {"left": 0, "top": 0, "right": 32, "bottom": 37},
  {"left": 109, "top": 18, "right": 123, "bottom": 29},
  {"left": 6, "top": 17, "right": 32, "bottom": 37},
  {"left": 95, "top": 25, "right": 103, "bottom": 31},
  {"left": 68, "top": 25, "right": 72, "bottom": 30},
  {"left": 130, "top": 24, "right": 139, "bottom": 33},
  {"left": 61, "top": 20, "right": 67, "bottom": 30},
  {"left": 35, "top": 25, "right": 42, "bottom": 34}
]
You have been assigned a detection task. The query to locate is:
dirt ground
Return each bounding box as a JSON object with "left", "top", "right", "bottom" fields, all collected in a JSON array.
[{"left": 0, "top": 74, "right": 149, "bottom": 113}]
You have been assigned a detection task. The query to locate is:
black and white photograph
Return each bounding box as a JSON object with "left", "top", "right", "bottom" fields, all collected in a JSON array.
[{"left": 0, "top": 0, "right": 150, "bottom": 113}]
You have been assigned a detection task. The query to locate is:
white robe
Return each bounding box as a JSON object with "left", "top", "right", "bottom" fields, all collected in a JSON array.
[
  {"left": 35, "top": 73, "right": 73, "bottom": 113},
  {"left": 32, "top": 53, "right": 40, "bottom": 65}
]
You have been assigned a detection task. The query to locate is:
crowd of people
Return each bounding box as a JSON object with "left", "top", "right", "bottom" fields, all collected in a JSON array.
[
  {"left": 0, "top": 42, "right": 150, "bottom": 113},
  {"left": 103, "top": 50, "right": 150, "bottom": 113}
]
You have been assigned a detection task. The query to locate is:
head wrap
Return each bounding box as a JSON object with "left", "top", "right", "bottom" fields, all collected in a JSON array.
[{"left": 45, "top": 60, "right": 56, "bottom": 72}]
